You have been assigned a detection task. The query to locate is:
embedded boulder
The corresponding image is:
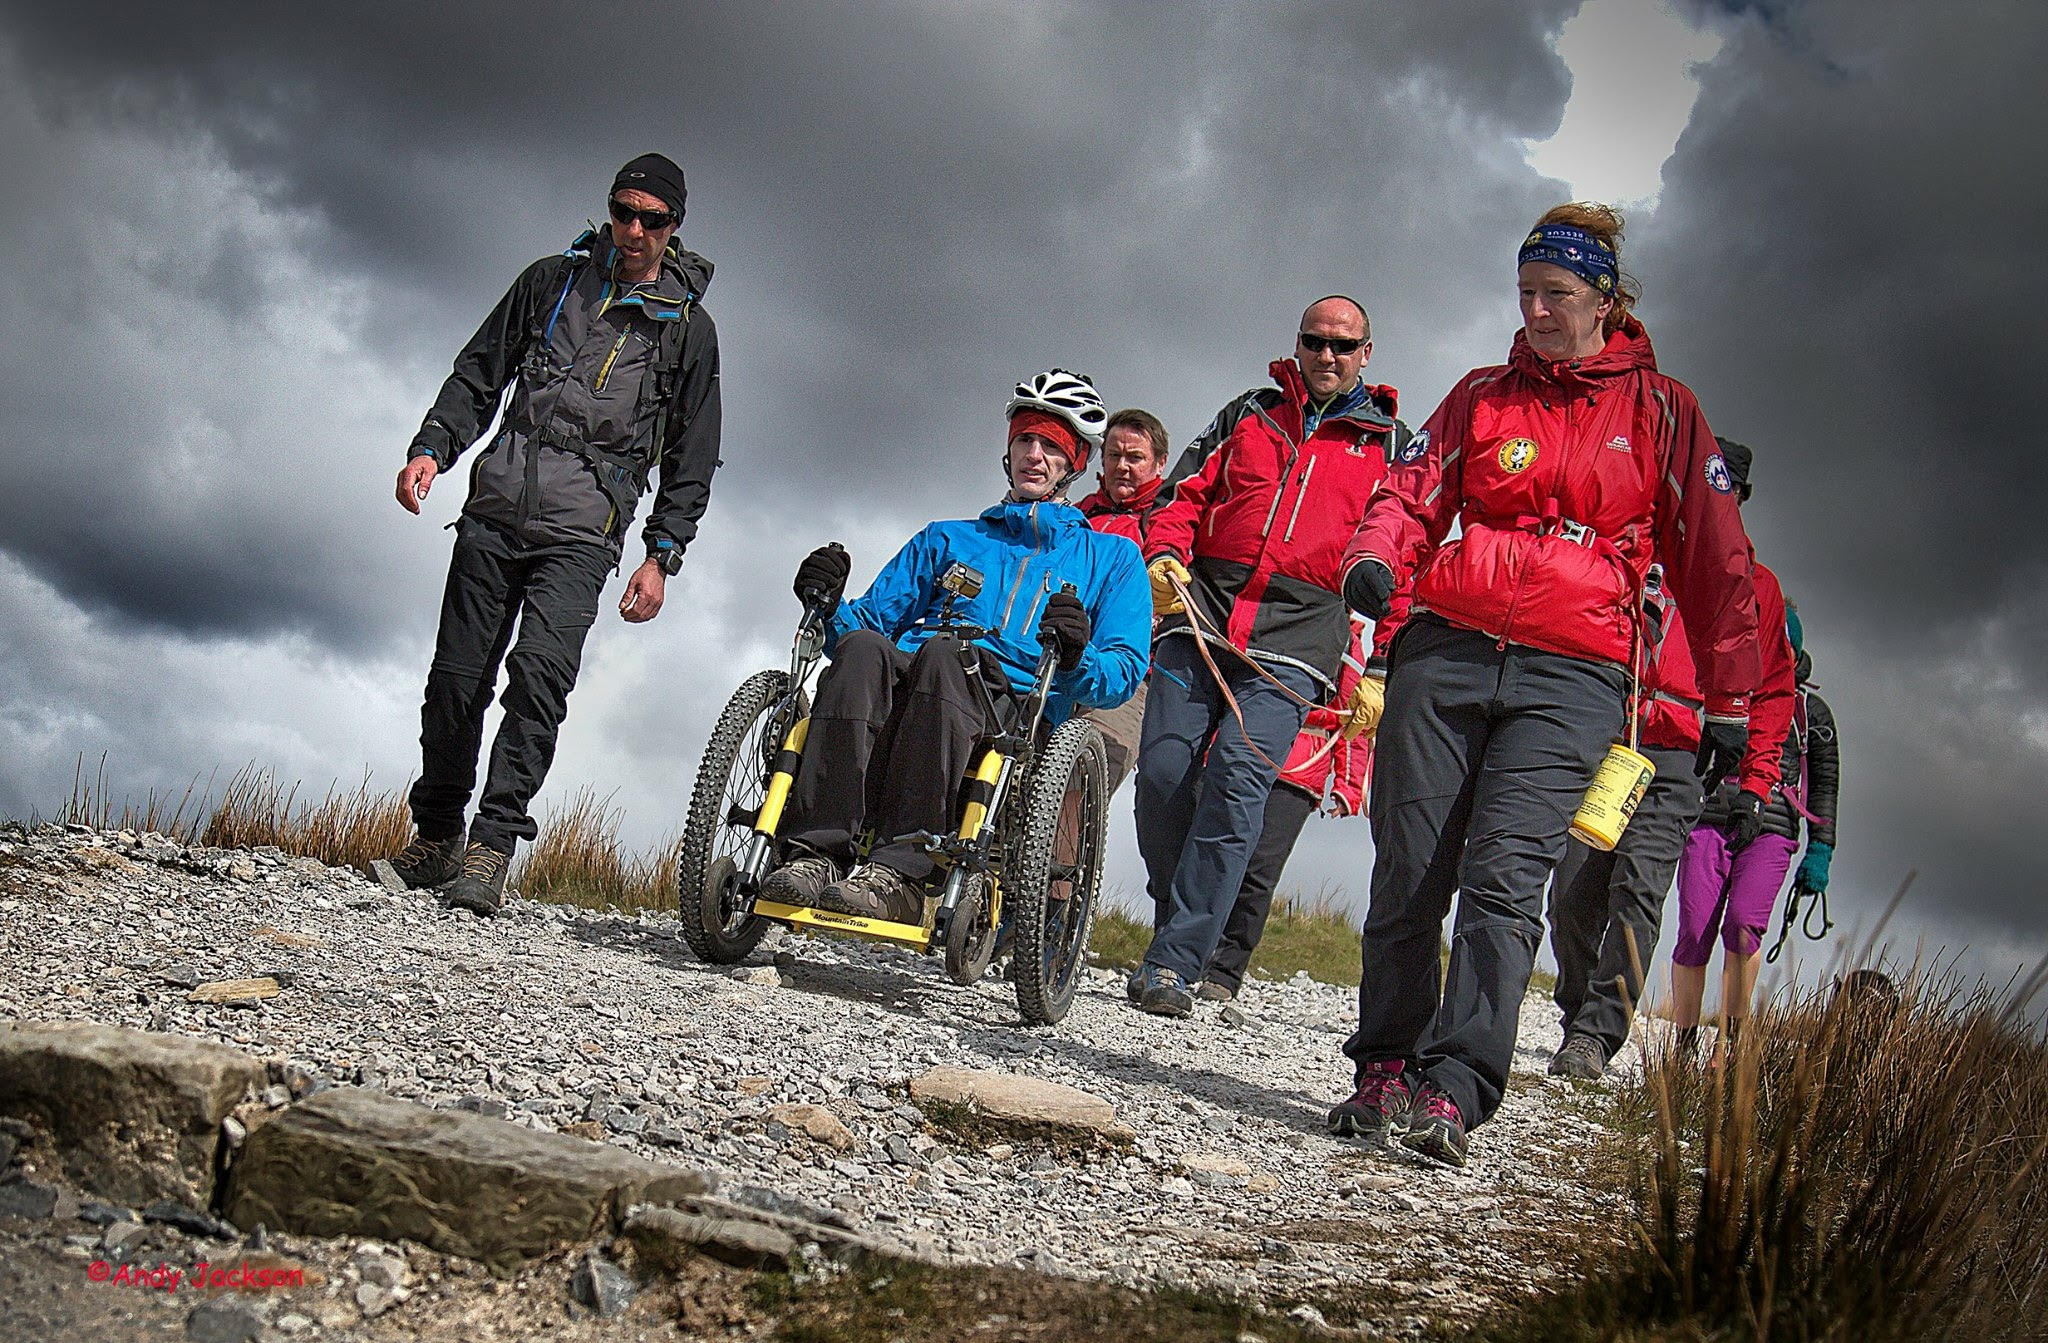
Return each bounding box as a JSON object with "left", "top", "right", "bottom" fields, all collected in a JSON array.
[
  {"left": 224, "top": 1086, "right": 713, "bottom": 1274},
  {"left": 0, "top": 1019, "right": 265, "bottom": 1206}
]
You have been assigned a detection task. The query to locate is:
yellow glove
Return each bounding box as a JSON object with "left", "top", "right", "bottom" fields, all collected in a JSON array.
[
  {"left": 1147, "top": 555, "right": 1190, "bottom": 616},
  {"left": 1340, "top": 672, "right": 1386, "bottom": 742}
]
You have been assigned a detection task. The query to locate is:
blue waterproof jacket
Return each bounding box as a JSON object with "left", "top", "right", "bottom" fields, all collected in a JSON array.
[{"left": 827, "top": 497, "right": 1151, "bottom": 725}]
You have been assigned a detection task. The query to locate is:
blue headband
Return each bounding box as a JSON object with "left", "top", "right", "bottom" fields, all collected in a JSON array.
[{"left": 1518, "top": 224, "right": 1618, "bottom": 294}]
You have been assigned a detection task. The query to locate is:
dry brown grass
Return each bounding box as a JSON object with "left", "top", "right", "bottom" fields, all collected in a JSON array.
[
  {"left": 512, "top": 786, "right": 679, "bottom": 913},
  {"left": 198, "top": 763, "right": 414, "bottom": 872},
  {"left": 55, "top": 753, "right": 211, "bottom": 842}
]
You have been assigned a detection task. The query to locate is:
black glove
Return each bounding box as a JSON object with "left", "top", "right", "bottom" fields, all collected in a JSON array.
[
  {"left": 1343, "top": 559, "right": 1396, "bottom": 620},
  {"left": 1694, "top": 717, "right": 1748, "bottom": 785},
  {"left": 1037, "top": 591, "right": 1091, "bottom": 672},
  {"left": 793, "top": 543, "right": 850, "bottom": 609},
  {"left": 1727, "top": 789, "right": 1765, "bottom": 852}
]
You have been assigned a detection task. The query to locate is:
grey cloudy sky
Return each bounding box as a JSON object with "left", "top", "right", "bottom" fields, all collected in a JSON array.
[{"left": 1, "top": 0, "right": 2039, "bottom": 993}]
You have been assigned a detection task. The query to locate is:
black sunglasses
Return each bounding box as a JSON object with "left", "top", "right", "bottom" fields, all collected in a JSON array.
[
  {"left": 609, "top": 197, "right": 677, "bottom": 232},
  {"left": 1298, "top": 333, "right": 1365, "bottom": 355}
]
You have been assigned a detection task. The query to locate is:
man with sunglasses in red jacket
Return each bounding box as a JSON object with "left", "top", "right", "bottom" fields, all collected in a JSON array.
[{"left": 1129, "top": 297, "right": 1408, "bottom": 1017}]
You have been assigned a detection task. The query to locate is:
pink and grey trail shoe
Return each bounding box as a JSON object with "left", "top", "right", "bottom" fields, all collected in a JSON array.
[
  {"left": 1401, "top": 1080, "right": 1469, "bottom": 1168},
  {"left": 1327, "top": 1060, "right": 1413, "bottom": 1144}
]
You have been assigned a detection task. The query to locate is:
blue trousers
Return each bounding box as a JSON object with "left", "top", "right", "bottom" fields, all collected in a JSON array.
[{"left": 1134, "top": 634, "right": 1317, "bottom": 982}]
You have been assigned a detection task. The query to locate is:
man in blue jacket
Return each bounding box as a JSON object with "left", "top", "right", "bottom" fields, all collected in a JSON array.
[{"left": 766, "top": 371, "right": 1152, "bottom": 922}]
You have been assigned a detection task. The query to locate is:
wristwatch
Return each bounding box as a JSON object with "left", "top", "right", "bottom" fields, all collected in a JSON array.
[{"left": 650, "top": 544, "right": 683, "bottom": 577}]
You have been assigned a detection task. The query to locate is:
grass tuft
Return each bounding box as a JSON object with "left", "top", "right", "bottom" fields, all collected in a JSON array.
[
  {"left": 1090, "top": 884, "right": 1365, "bottom": 986},
  {"left": 200, "top": 763, "right": 413, "bottom": 871},
  {"left": 512, "top": 786, "right": 680, "bottom": 913},
  {"left": 1478, "top": 948, "right": 2048, "bottom": 1342}
]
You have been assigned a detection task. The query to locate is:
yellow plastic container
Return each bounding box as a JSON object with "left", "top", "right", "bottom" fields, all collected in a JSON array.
[{"left": 1570, "top": 742, "right": 1655, "bottom": 851}]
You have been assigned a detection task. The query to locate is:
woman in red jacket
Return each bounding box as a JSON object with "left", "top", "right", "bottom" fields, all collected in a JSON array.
[{"left": 1329, "top": 204, "right": 1762, "bottom": 1167}]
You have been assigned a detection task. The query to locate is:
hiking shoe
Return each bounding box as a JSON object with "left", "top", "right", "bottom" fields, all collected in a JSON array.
[
  {"left": 1327, "top": 1060, "right": 1413, "bottom": 1144},
  {"left": 1402, "top": 1081, "right": 1469, "bottom": 1168},
  {"left": 1125, "top": 969, "right": 1145, "bottom": 1003},
  {"left": 761, "top": 852, "right": 842, "bottom": 907},
  {"left": 1194, "top": 980, "right": 1237, "bottom": 1003},
  {"left": 369, "top": 832, "right": 464, "bottom": 892},
  {"left": 1135, "top": 965, "right": 1194, "bottom": 1018},
  {"left": 819, "top": 863, "right": 924, "bottom": 923},
  {"left": 1548, "top": 1033, "right": 1607, "bottom": 1081},
  {"left": 441, "top": 842, "right": 512, "bottom": 917}
]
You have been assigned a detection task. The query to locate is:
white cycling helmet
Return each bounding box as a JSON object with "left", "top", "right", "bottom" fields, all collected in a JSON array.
[{"left": 1006, "top": 368, "right": 1108, "bottom": 453}]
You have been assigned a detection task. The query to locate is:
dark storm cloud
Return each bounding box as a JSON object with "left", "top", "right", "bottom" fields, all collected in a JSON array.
[
  {"left": 0, "top": 0, "right": 1578, "bottom": 647},
  {"left": 1635, "top": 0, "right": 2048, "bottom": 951}
]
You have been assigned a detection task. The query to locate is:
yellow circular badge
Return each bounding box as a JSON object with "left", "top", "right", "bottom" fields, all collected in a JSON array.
[{"left": 1497, "top": 437, "right": 1539, "bottom": 473}]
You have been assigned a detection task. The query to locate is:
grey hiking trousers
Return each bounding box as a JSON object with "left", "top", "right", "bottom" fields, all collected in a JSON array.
[
  {"left": 1545, "top": 744, "right": 1703, "bottom": 1063},
  {"left": 1343, "top": 617, "right": 1627, "bottom": 1129}
]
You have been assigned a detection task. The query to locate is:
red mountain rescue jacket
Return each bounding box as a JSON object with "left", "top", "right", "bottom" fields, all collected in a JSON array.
[
  {"left": 1276, "top": 614, "right": 1373, "bottom": 815},
  {"left": 1148, "top": 363, "right": 1406, "bottom": 694},
  {"left": 1641, "top": 559, "right": 1794, "bottom": 798},
  {"left": 1076, "top": 474, "right": 1164, "bottom": 546},
  {"left": 1346, "top": 317, "right": 1759, "bottom": 721}
]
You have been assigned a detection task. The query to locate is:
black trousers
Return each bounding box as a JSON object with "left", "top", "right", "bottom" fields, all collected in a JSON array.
[
  {"left": 1343, "top": 618, "right": 1626, "bottom": 1130},
  {"left": 409, "top": 518, "right": 614, "bottom": 855},
  {"left": 782, "top": 630, "right": 1011, "bottom": 881},
  {"left": 1200, "top": 781, "right": 1318, "bottom": 992},
  {"left": 1545, "top": 744, "right": 1703, "bottom": 1060}
]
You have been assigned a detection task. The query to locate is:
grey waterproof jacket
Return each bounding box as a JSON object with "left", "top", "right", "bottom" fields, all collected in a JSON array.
[{"left": 407, "top": 226, "right": 721, "bottom": 559}]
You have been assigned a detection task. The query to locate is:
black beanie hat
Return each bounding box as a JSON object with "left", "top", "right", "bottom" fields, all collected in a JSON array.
[
  {"left": 1714, "top": 435, "right": 1754, "bottom": 502},
  {"left": 612, "top": 153, "right": 686, "bottom": 219}
]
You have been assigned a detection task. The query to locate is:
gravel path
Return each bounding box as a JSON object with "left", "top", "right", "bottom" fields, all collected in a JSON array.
[{"left": 1, "top": 822, "right": 1635, "bottom": 1333}]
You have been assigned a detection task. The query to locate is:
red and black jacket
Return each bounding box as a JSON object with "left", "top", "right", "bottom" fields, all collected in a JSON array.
[
  {"left": 1642, "top": 558, "right": 1794, "bottom": 805},
  {"left": 1076, "top": 474, "right": 1163, "bottom": 547},
  {"left": 1148, "top": 363, "right": 1406, "bottom": 694},
  {"left": 1348, "top": 318, "right": 1759, "bottom": 723}
]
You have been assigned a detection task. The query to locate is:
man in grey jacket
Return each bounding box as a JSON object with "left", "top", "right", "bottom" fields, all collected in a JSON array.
[{"left": 371, "top": 153, "right": 722, "bottom": 916}]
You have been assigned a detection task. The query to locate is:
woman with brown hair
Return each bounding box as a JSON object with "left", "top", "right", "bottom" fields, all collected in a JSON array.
[{"left": 1328, "top": 203, "right": 1763, "bottom": 1166}]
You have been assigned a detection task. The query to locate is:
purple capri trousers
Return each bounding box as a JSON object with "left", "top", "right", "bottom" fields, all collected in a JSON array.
[{"left": 1673, "top": 823, "right": 1798, "bottom": 965}]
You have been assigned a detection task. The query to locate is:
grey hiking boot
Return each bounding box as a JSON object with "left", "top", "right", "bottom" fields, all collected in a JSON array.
[
  {"left": 819, "top": 863, "right": 924, "bottom": 923},
  {"left": 369, "top": 832, "right": 464, "bottom": 892},
  {"left": 761, "top": 852, "right": 842, "bottom": 907},
  {"left": 1194, "top": 979, "right": 1237, "bottom": 1002},
  {"left": 1549, "top": 1033, "right": 1608, "bottom": 1081},
  {"left": 441, "top": 842, "right": 512, "bottom": 917},
  {"left": 1135, "top": 965, "right": 1194, "bottom": 1018}
]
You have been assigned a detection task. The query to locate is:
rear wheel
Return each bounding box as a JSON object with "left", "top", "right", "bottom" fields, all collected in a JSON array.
[
  {"left": 1008, "top": 719, "right": 1107, "bottom": 1025},
  {"left": 677, "top": 669, "right": 792, "bottom": 963}
]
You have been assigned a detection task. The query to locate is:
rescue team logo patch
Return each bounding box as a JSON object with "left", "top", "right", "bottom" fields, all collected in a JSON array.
[
  {"left": 1398, "top": 429, "right": 1430, "bottom": 464},
  {"left": 1497, "top": 437, "right": 1538, "bottom": 473},
  {"left": 1704, "top": 453, "right": 1735, "bottom": 493}
]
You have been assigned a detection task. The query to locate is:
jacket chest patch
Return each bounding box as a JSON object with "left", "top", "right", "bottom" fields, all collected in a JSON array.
[{"left": 1497, "top": 437, "right": 1539, "bottom": 473}]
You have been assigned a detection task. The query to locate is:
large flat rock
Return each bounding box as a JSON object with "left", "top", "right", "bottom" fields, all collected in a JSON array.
[
  {"left": 910, "top": 1066, "right": 1118, "bottom": 1137},
  {"left": 0, "top": 1019, "right": 265, "bottom": 1206},
  {"left": 223, "top": 1087, "right": 712, "bottom": 1273}
]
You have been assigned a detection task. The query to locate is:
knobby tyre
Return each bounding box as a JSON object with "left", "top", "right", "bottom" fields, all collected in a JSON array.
[
  {"left": 1008, "top": 719, "right": 1107, "bottom": 1025},
  {"left": 676, "top": 668, "right": 790, "bottom": 964}
]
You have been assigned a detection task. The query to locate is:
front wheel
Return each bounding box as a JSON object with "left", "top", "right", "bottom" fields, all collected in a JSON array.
[
  {"left": 943, "top": 873, "right": 999, "bottom": 985},
  {"left": 676, "top": 668, "right": 791, "bottom": 963},
  {"left": 1007, "top": 719, "right": 1107, "bottom": 1025}
]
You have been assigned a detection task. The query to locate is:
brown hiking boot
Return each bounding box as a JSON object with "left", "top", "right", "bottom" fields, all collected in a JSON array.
[
  {"left": 818, "top": 863, "right": 923, "bottom": 923},
  {"left": 369, "top": 832, "right": 465, "bottom": 892},
  {"left": 761, "top": 852, "right": 843, "bottom": 907},
  {"left": 441, "top": 842, "right": 512, "bottom": 917}
]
